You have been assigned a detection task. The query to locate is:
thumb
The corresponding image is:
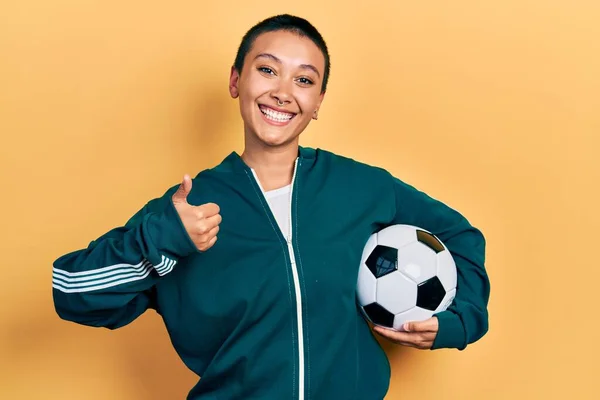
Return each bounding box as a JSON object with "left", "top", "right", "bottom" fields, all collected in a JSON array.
[{"left": 172, "top": 174, "right": 192, "bottom": 204}]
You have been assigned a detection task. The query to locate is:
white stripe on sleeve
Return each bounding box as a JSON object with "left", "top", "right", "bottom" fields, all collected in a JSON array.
[{"left": 52, "top": 255, "right": 176, "bottom": 293}]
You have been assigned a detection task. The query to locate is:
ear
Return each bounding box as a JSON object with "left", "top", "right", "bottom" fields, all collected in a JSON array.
[
  {"left": 317, "top": 91, "right": 326, "bottom": 110},
  {"left": 229, "top": 66, "right": 240, "bottom": 98},
  {"left": 313, "top": 91, "right": 326, "bottom": 119}
]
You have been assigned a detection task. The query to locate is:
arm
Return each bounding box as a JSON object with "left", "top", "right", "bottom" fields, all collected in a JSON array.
[
  {"left": 52, "top": 187, "right": 198, "bottom": 330},
  {"left": 387, "top": 173, "right": 490, "bottom": 350}
]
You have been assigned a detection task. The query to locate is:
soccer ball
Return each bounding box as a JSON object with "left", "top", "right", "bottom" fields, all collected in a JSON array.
[{"left": 356, "top": 224, "right": 457, "bottom": 331}]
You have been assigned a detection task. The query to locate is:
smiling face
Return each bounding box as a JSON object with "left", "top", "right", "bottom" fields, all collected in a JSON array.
[{"left": 229, "top": 30, "right": 326, "bottom": 149}]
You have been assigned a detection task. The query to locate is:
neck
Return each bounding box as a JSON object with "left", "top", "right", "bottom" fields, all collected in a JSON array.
[{"left": 241, "top": 141, "right": 298, "bottom": 192}]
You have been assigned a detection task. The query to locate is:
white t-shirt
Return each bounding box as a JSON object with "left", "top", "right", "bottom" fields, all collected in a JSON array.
[
  {"left": 250, "top": 169, "right": 291, "bottom": 239},
  {"left": 264, "top": 184, "right": 291, "bottom": 239}
]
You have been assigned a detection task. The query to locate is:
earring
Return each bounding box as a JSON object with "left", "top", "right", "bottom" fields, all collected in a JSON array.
[{"left": 313, "top": 110, "right": 319, "bottom": 120}]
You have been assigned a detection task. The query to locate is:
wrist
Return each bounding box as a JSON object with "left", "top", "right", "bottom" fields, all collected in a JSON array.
[
  {"left": 430, "top": 311, "right": 467, "bottom": 350},
  {"left": 145, "top": 198, "right": 198, "bottom": 259}
]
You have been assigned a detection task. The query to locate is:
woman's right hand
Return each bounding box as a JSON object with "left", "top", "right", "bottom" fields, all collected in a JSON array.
[{"left": 171, "top": 175, "right": 221, "bottom": 251}]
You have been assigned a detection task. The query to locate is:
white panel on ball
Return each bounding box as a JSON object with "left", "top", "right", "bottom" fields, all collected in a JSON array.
[
  {"left": 397, "top": 241, "right": 437, "bottom": 284},
  {"left": 376, "top": 224, "right": 417, "bottom": 250},
  {"left": 376, "top": 271, "right": 417, "bottom": 314},
  {"left": 436, "top": 250, "right": 458, "bottom": 291},
  {"left": 393, "top": 307, "right": 434, "bottom": 331},
  {"left": 357, "top": 234, "right": 378, "bottom": 306},
  {"left": 356, "top": 265, "right": 377, "bottom": 306},
  {"left": 434, "top": 288, "right": 456, "bottom": 313}
]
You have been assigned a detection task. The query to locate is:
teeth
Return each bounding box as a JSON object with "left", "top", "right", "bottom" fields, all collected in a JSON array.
[{"left": 261, "top": 107, "right": 294, "bottom": 122}]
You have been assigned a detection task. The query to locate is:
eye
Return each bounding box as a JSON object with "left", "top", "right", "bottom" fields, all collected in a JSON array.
[
  {"left": 258, "top": 66, "right": 275, "bottom": 75},
  {"left": 296, "top": 77, "right": 314, "bottom": 85}
]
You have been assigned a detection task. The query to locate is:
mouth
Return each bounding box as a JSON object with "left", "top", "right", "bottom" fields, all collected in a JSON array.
[{"left": 258, "top": 104, "right": 297, "bottom": 126}]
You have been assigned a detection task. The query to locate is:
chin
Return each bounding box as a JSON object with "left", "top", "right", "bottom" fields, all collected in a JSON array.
[
  {"left": 257, "top": 132, "right": 295, "bottom": 147},
  {"left": 243, "top": 109, "right": 305, "bottom": 148},
  {"left": 253, "top": 121, "right": 299, "bottom": 148}
]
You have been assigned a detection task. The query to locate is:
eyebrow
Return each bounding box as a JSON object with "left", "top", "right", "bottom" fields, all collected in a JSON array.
[{"left": 254, "top": 53, "right": 321, "bottom": 78}]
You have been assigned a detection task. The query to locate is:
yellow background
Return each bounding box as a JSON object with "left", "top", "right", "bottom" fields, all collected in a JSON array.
[{"left": 1, "top": 1, "right": 599, "bottom": 399}]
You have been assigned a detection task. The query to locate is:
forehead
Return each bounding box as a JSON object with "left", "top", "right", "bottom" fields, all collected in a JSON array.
[{"left": 247, "top": 30, "right": 325, "bottom": 74}]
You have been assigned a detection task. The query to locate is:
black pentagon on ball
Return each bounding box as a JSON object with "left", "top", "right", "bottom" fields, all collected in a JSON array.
[
  {"left": 416, "top": 276, "right": 446, "bottom": 311},
  {"left": 416, "top": 230, "right": 445, "bottom": 253},
  {"left": 363, "top": 303, "right": 394, "bottom": 328},
  {"left": 366, "top": 245, "right": 398, "bottom": 278}
]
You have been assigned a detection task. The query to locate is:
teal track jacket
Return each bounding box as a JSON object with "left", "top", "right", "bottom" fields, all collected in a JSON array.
[{"left": 53, "top": 147, "right": 490, "bottom": 400}]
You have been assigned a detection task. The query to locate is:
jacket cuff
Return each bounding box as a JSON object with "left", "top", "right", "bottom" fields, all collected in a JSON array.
[
  {"left": 145, "top": 198, "right": 199, "bottom": 260},
  {"left": 431, "top": 310, "right": 467, "bottom": 350}
]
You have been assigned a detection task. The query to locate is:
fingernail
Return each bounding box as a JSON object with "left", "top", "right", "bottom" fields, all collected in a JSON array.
[{"left": 403, "top": 323, "right": 409, "bottom": 331}]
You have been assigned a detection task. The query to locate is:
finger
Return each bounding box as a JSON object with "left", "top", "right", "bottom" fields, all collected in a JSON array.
[
  {"left": 204, "top": 235, "right": 218, "bottom": 249},
  {"left": 196, "top": 202, "right": 220, "bottom": 218},
  {"left": 404, "top": 317, "right": 438, "bottom": 333},
  {"left": 374, "top": 327, "right": 415, "bottom": 342},
  {"left": 195, "top": 221, "right": 220, "bottom": 243},
  {"left": 195, "top": 214, "right": 222, "bottom": 236},
  {"left": 374, "top": 327, "right": 434, "bottom": 349},
  {"left": 199, "top": 224, "right": 219, "bottom": 241},
  {"left": 195, "top": 225, "right": 218, "bottom": 244},
  {"left": 374, "top": 327, "right": 420, "bottom": 346},
  {"left": 172, "top": 174, "right": 192, "bottom": 204},
  {"left": 204, "top": 213, "right": 222, "bottom": 229}
]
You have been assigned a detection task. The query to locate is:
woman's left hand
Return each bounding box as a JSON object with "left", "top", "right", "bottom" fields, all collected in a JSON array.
[{"left": 373, "top": 316, "right": 439, "bottom": 350}]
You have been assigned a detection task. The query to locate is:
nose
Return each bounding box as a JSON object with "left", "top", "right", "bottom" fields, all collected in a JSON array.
[{"left": 270, "top": 79, "right": 293, "bottom": 106}]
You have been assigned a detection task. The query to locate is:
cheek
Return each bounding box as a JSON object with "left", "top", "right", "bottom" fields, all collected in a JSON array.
[
  {"left": 237, "top": 78, "right": 258, "bottom": 106},
  {"left": 242, "top": 73, "right": 271, "bottom": 99},
  {"left": 238, "top": 91, "right": 260, "bottom": 121},
  {"left": 296, "top": 92, "right": 321, "bottom": 114}
]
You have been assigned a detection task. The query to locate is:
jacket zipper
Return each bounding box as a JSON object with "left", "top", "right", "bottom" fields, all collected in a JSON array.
[
  {"left": 287, "top": 159, "right": 304, "bottom": 400},
  {"left": 249, "top": 158, "right": 304, "bottom": 400}
]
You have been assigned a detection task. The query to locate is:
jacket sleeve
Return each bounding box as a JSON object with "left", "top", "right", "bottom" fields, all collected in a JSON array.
[
  {"left": 387, "top": 173, "right": 490, "bottom": 350},
  {"left": 52, "top": 187, "right": 198, "bottom": 329}
]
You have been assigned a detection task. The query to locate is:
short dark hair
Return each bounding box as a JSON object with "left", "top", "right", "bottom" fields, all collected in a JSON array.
[{"left": 233, "top": 14, "right": 331, "bottom": 93}]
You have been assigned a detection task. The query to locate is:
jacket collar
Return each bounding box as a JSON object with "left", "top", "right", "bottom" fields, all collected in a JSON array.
[{"left": 218, "top": 146, "right": 316, "bottom": 174}]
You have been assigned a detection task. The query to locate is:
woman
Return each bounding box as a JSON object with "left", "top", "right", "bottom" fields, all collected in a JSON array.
[{"left": 52, "top": 14, "right": 490, "bottom": 400}]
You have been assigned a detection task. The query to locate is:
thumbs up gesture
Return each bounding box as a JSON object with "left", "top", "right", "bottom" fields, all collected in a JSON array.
[{"left": 171, "top": 174, "right": 222, "bottom": 252}]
